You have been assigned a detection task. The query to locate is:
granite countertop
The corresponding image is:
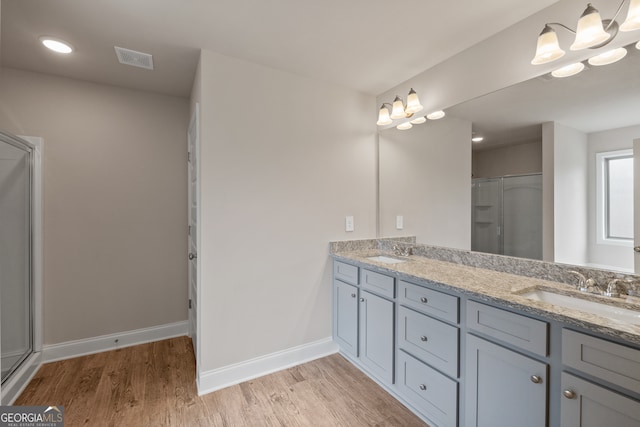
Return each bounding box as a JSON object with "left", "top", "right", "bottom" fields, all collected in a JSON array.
[{"left": 332, "top": 249, "right": 640, "bottom": 346}]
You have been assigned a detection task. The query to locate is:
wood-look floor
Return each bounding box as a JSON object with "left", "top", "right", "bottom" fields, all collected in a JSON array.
[{"left": 15, "top": 337, "right": 427, "bottom": 426}]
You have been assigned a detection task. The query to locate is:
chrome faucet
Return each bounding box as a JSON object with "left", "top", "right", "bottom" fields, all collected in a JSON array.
[
  {"left": 605, "top": 279, "right": 621, "bottom": 297},
  {"left": 604, "top": 279, "right": 630, "bottom": 298},
  {"left": 568, "top": 271, "right": 602, "bottom": 294}
]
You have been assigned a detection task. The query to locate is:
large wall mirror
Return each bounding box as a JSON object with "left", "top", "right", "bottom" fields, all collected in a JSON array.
[{"left": 378, "top": 42, "right": 640, "bottom": 274}]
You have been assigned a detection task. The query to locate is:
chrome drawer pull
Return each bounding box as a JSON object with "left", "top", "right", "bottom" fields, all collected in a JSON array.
[
  {"left": 351, "top": 293, "right": 356, "bottom": 298},
  {"left": 563, "top": 389, "right": 576, "bottom": 399},
  {"left": 419, "top": 384, "right": 427, "bottom": 391},
  {"left": 420, "top": 336, "right": 428, "bottom": 342},
  {"left": 530, "top": 375, "right": 542, "bottom": 384},
  {"left": 420, "top": 297, "right": 428, "bottom": 303}
]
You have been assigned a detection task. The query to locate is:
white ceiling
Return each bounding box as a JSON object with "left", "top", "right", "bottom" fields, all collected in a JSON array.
[
  {"left": 448, "top": 42, "right": 640, "bottom": 150},
  {"left": 0, "top": 0, "right": 557, "bottom": 98}
]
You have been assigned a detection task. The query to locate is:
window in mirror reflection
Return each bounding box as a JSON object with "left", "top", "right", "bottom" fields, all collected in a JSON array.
[{"left": 597, "top": 149, "right": 634, "bottom": 244}]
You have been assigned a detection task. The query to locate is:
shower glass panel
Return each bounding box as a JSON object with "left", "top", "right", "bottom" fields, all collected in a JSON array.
[
  {"left": 0, "top": 137, "right": 32, "bottom": 384},
  {"left": 471, "top": 178, "right": 503, "bottom": 255},
  {"left": 472, "top": 174, "right": 543, "bottom": 260},
  {"left": 503, "top": 174, "right": 542, "bottom": 260}
]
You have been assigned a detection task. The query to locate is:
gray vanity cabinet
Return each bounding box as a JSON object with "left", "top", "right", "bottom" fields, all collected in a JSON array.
[
  {"left": 465, "top": 334, "right": 548, "bottom": 427},
  {"left": 560, "top": 329, "right": 640, "bottom": 426},
  {"left": 359, "top": 289, "right": 394, "bottom": 384},
  {"left": 560, "top": 372, "right": 640, "bottom": 427},
  {"left": 465, "top": 301, "right": 548, "bottom": 427},
  {"left": 333, "top": 279, "right": 359, "bottom": 358},
  {"left": 332, "top": 261, "right": 395, "bottom": 386}
]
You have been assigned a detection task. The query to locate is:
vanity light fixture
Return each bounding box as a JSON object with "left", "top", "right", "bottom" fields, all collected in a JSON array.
[
  {"left": 39, "top": 36, "right": 73, "bottom": 54},
  {"left": 531, "top": 0, "right": 640, "bottom": 65},
  {"left": 397, "top": 122, "right": 413, "bottom": 130},
  {"left": 551, "top": 62, "right": 586, "bottom": 77},
  {"left": 377, "top": 88, "right": 424, "bottom": 126},
  {"left": 410, "top": 117, "right": 427, "bottom": 125},
  {"left": 471, "top": 134, "right": 484, "bottom": 143},
  {"left": 588, "top": 46, "right": 628, "bottom": 65},
  {"left": 426, "top": 110, "right": 446, "bottom": 120}
]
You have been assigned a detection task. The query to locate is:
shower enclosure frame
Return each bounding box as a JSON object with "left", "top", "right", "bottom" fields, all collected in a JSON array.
[{"left": 0, "top": 131, "right": 43, "bottom": 405}]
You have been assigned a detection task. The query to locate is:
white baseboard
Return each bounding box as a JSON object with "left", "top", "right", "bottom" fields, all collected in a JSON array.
[
  {"left": 42, "top": 320, "right": 189, "bottom": 363},
  {"left": 197, "top": 337, "right": 338, "bottom": 396}
]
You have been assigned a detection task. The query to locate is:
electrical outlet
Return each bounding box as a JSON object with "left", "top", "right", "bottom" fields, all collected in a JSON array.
[
  {"left": 345, "top": 216, "right": 354, "bottom": 232},
  {"left": 396, "top": 215, "right": 404, "bottom": 230}
]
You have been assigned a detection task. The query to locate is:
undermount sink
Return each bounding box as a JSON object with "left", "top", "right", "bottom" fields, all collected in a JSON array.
[
  {"left": 366, "top": 255, "right": 407, "bottom": 264},
  {"left": 520, "top": 289, "right": 640, "bottom": 326}
]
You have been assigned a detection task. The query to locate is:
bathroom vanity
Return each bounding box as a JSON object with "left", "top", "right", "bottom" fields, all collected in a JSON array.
[{"left": 331, "top": 241, "right": 640, "bottom": 427}]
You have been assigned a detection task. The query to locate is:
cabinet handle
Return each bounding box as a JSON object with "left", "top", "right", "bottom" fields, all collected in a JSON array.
[
  {"left": 419, "top": 384, "right": 427, "bottom": 391},
  {"left": 420, "top": 297, "right": 428, "bottom": 303},
  {"left": 350, "top": 293, "right": 356, "bottom": 298},
  {"left": 563, "top": 389, "right": 577, "bottom": 399},
  {"left": 530, "top": 375, "right": 542, "bottom": 384},
  {"left": 420, "top": 336, "right": 428, "bottom": 342},
  {"left": 359, "top": 298, "right": 365, "bottom": 302}
]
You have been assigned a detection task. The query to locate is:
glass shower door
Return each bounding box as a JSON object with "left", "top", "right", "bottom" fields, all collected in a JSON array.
[
  {"left": 0, "top": 136, "right": 33, "bottom": 383},
  {"left": 472, "top": 178, "right": 503, "bottom": 255}
]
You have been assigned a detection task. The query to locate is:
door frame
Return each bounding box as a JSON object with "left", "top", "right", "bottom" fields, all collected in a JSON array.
[
  {"left": 0, "top": 132, "right": 43, "bottom": 405},
  {"left": 187, "top": 104, "right": 201, "bottom": 378}
]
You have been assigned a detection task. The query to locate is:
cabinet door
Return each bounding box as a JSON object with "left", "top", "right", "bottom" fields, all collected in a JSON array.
[
  {"left": 465, "top": 334, "right": 547, "bottom": 427},
  {"left": 359, "top": 290, "right": 394, "bottom": 384},
  {"left": 561, "top": 372, "right": 640, "bottom": 427},
  {"left": 333, "top": 280, "right": 358, "bottom": 357}
]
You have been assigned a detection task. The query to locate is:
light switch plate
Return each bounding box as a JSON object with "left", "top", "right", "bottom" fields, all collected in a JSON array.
[
  {"left": 396, "top": 215, "right": 404, "bottom": 230},
  {"left": 345, "top": 216, "right": 354, "bottom": 232}
]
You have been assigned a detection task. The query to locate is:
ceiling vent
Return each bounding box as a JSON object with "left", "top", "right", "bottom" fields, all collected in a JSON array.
[{"left": 114, "top": 46, "right": 154, "bottom": 70}]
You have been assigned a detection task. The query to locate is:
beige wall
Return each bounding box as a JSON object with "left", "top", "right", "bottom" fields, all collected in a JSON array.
[
  {"left": 194, "top": 50, "right": 376, "bottom": 373},
  {"left": 379, "top": 117, "right": 472, "bottom": 249},
  {"left": 0, "top": 67, "right": 189, "bottom": 344},
  {"left": 472, "top": 141, "right": 542, "bottom": 179}
]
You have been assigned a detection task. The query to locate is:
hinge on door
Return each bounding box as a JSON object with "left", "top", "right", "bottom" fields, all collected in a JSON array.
[
  {"left": 188, "top": 225, "right": 191, "bottom": 236},
  {"left": 189, "top": 299, "right": 192, "bottom": 309},
  {"left": 188, "top": 151, "right": 191, "bottom": 162}
]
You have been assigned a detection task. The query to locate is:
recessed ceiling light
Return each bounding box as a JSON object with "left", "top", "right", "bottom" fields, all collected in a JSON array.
[
  {"left": 588, "top": 47, "right": 627, "bottom": 66},
  {"left": 40, "top": 37, "right": 74, "bottom": 54},
  {"left": 472, "top": 136, "right": 484, "bottom": 143},
  {"left": 551, "top": 62, "right": 585, "bottom": 78},
  {"left": 426, "top": 110, "right": 446, "bottom": 120}
]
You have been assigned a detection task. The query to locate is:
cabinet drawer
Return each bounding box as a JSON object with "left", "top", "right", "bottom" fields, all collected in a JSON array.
[
  {"left": 334, "top": 261, "right": 358, "bottom": 285},
  {"left": 399, "top": 280, "right": 458, "bottom": 324},
  {"left": 562, "top": 329, "right": 640, "bottom": 394},
  {"left": 466, "top": 300, "right": 548, "bottom": 357},
  {"left": 397, "top": 350, "right": 458, "bottom": 427},
  {"left": 361, "top": 269, "right": 395, "bottom": 299},
  {"left": 398, "top": 306, "right": 459, "bottom": 378}
]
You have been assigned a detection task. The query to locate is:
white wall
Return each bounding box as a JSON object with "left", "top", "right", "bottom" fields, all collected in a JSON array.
[
  {"left": 379, "top": 117, "right": 471, "bottom": 249},
  {"left": 587, "top": 124, "right": 640, "bottom": 271},
  {"left": 473, "top": 141, "right": 542, "bottom": 178},
  {"left": 193, "top": 50, "right": 376, "bottom": 375},
  {"left": 377, "top": 0, "right": 639, "bottom": 120},
  {"left": 546, "top": 122, "right": 588, "bottom": 266},
  {"left": 0, "top": 67, "right": 189, "bottom": 344}
]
